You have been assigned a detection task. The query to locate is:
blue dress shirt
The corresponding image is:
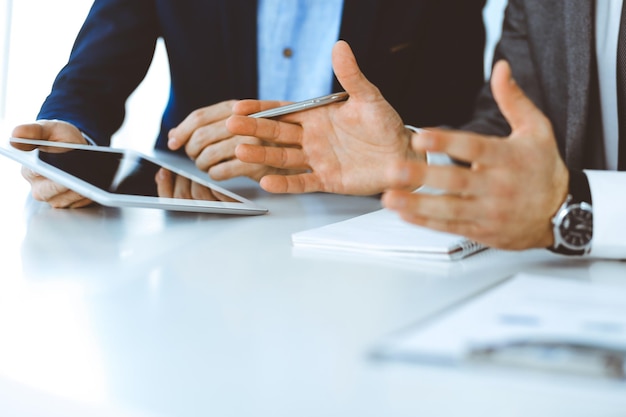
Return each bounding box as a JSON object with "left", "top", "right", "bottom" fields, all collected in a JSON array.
[{"left": 257, "top": 0, "right": 344, "bottom": 101}]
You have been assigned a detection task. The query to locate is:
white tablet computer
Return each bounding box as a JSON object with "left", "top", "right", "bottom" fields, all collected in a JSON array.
[{"left": 1, "top": 138, "right": 268, "bottom": 215}]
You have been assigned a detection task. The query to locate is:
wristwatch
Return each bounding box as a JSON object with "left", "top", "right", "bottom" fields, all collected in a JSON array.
[{"left": 549, "top": 171, "right": 593, "bottom": 255}]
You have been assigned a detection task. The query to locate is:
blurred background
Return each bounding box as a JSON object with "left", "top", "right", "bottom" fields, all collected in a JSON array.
[{"left": 0, "top": 0, "right": 507, "bottom": 150}]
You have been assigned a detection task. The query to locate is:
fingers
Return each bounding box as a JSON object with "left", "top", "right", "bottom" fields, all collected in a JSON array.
[
  {"left": 231, "top": 99, "right": 290, "bottom": 116},
  {"left": 21, "top": 165, "right": 42, "bottom": 184},
  {"left": 331, "top": 40, "right": 381, "bottom": 102},
  {"left": 390, "top": 209, "right": 482, "bottom": 242},
  {"left": 382, "top": 191, "right": 497, "bottom": 243},
  {"left": 411, "top": 129, "right": 502, "bottom": 167},
  {"left": 383, "top": 191, "right": 484, "bottom": 223},
  {"left": 22, "top": 166, "right": 91, "bottom": 208},
  {"left": 29, "top": 177, "right": 71, "bottom": 202},
  {"left": 235, "top": 143, "right": 309, "bottom": 169},
  {"left": 207, "top": 159, "right": 249, "bottom": 181},
  {"left": 183, "top": 122, "right": 232, "bottom": 160},
  {"left": 193, "top": 135, "right": 258, "bottom": 173},
  {"left": 193, "top": 136, "right": 281, "bottom": 181},
  {"left": 48, "top": 195, "right": 93, "bottom": 209},
  {"left": 226, "top": 115, "right": 303, "bottom": 145},
  {"left": 168, "top": 100, "right": 236, "bottom": 150},
  {"left": 491, "top": 60, "right": 551, "bottom": 135},
  {"left": 206, "top": 158, "right": 265, "bottom": 182},
  {"left": 259, "top": 173, "right": 322, "bottom": 194},
  {"left": 155, "top": 168, "right": 174, "bottom": 197},
  {"left": 155, "top": 168, "right": 219, "bottom": 201},
  {"left": 386, "top": 159, "right": 484, "bottom": 195}
]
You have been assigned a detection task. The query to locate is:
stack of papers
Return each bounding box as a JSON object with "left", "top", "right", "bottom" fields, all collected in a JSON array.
[
  {"left": 374, "top": 273, "right": 626, "bottom": 380},
  {"left": 292, "top": 208, "right": 486, "bottom": 261}
]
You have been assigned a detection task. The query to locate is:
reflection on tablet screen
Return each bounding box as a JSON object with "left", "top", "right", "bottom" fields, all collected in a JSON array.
[{"left": 38, "top": 148, "right": 239, "bottom": 203}]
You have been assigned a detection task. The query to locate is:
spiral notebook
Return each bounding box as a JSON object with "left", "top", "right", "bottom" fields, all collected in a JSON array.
[{"left": 292, "top": 208, "right": 486, "bottom": 261}]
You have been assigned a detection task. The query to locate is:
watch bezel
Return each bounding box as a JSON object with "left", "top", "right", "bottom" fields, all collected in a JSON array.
[{"left": 551, "top": 197, "right": 593, "bottom": 253}]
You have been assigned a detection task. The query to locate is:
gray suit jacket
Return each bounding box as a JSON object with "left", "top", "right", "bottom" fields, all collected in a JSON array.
[{"left": 464, "top": 0, "right": 598, "bottom": 171}]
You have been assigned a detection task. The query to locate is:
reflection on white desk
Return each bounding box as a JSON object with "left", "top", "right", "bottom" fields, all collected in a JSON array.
[{"left": 1, "top": 156, "right": 626, "bottom": 417}]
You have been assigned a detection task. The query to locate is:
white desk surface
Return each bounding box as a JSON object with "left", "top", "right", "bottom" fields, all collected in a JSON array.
[{"left": 0, "top": 156, "right": 625, "bottom": 417}]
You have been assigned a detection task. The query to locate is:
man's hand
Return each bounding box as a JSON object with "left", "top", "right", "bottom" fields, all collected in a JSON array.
[
  {"left": 382, "top": 60, "right": 569, "bottom": 250},
  {"left": 226, "top": 40, "right": 421, "bottom": 195},
  {"left": 154, "top": 168, "right": 237, "bottom": 202},
  {"left": 168, "top": 100, "right": 298, "bottom": 181},
  {"left": 11, "top": 120, "right": 93, "bottom": 208}
]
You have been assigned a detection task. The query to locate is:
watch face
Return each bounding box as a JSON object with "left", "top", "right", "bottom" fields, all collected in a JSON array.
[{"left": 559, "top": 205, "right": 593, "bottom": 249}]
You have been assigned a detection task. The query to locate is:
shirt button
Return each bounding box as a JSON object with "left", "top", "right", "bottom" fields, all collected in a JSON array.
[{"left": 283, "top": 47, "right": 293, "bottom": 58}]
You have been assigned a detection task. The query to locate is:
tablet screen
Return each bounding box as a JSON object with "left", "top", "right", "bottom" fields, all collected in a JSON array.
[{"left": 38, "top": 147, "right": 237, "bottom": 202}]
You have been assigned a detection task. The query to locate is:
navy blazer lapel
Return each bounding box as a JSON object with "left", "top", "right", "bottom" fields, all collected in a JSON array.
[
  {"left": 334, "top": 0, "right": 382, "bottom": 90},
  {"left": 219, "top": 0, "right": 259, "bottom": 98},
  {"left": 563, "top": 0, "right": 594, "bottom": 168},
  {"left": 339, "top": 0, "right": 381, "bottom": 57}
]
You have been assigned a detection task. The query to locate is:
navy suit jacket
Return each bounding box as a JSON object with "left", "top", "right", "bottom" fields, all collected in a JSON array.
[{"left": 39, "top": 0, "right": 486, "bottom": 152}]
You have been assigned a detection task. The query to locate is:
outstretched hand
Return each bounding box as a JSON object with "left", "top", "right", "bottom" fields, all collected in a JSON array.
[
  {"left": 383, "top": 60, "right": 569, "bottom": 250},
  {"left": 226, "top": 40, "right": 421, "bottom": 195}
]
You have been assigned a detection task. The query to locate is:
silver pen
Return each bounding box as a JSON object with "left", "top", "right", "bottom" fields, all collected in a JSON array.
[{"left": 249, "top": 91, "right": 349, "bottom": 119}]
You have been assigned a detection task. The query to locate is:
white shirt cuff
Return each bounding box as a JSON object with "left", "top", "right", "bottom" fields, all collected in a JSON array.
[
  {"left": 80, "top": 131, "right": 96, "bottom": 146},
  {"left": 584, "top": 169, "right": 626, "bottom": 259}
]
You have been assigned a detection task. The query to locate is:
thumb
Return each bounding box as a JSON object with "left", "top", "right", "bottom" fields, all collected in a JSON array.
[
  {"left": 11, "top": 120, "right": 84, "bottom": 151},
  {"left": 332, "top": 40, "right": 380, "bottom": 101},
  {"left": 11, "top": 123, "right": 49, "bottom": 151},
  {"left": 491, "top": 60, "right": 548, "bottom": 133}
]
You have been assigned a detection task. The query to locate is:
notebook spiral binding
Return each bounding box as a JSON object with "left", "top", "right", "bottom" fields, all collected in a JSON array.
[{"left": 451, "top": 240, "right": 487, "bottom": 260}]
